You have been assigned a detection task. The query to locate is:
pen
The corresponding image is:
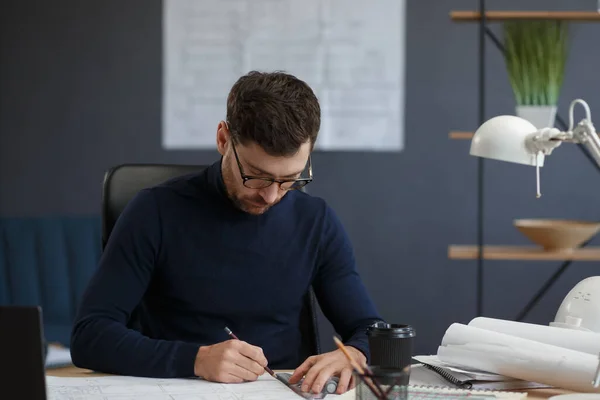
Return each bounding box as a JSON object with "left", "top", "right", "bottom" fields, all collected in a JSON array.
[
  {"left": 223, "top": 327, "right": 314, "bottom": 397},
  {"left": 224, "top": 326, "right": 338, "bottom": 398},
  {"left": 224, "top": 326, "right": 276, "bottom": 377}
]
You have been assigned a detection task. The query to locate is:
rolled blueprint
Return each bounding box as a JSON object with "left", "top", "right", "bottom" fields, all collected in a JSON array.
[
  {"left": 469, "top": 317, "right": 600, "bottom": 355},
  {"left": 437, "top": 323, "right": 600, "bottom": 393}
]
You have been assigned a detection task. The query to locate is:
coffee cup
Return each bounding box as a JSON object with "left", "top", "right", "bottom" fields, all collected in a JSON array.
[{"left": 367, "top": 322, "right": 415, "bottom": 384}]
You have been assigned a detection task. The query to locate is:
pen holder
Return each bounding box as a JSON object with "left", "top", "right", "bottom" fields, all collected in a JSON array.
[{"left": 354, "top": 367, "right": 409, "bottom": 400}]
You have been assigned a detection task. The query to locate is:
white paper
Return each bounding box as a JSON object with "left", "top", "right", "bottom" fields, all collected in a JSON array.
[
  {"left": 162, "top": 0, "right": 406, "bottom": 151},
  {"left": 469, "top": 317, "right": 600, "bottom": 355},
  {"left": 45, "top": 346, "right": 73, "bottom": 369},
  {"left": 437, "top": 323, "right": 600, "bottom": 393},
  {"left": 46, "top": 374, "right": 350, "bottom": 400}
]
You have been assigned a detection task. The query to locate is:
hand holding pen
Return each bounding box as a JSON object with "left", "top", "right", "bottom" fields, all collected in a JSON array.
[
  {"left": 193, "top": 327, "right": 268, "bottom": 383},
  {"left": 225, "top": 327, "right": 321, "bottom": 397},
  {"left": 225, "top": 327, "right": 276, "bottom": 377}
]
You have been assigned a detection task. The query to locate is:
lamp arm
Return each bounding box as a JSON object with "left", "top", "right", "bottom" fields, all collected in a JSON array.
[
  {"left": 529, "top": 99, "right": 600, "bottom": 168},
  {"left": 565, "top": 98, "right": 600, "bottom": 168},
  {"left": 525, "top": 128, "right": 564, "bottom": 156},
  {"left": 570, "top": 120, "right": 600, "bottom": 170},
  {"left": 522, "top": 98, "right": 597, "bottom": 198},
  {"left": 569, "top": 98, "right": 592, "bottom": 131}
]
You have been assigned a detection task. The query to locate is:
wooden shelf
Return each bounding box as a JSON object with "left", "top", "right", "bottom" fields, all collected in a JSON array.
[
  {"left": 449, "top": 131, "right": 474, "bottom": 140},
  {"left": 449, "top": 245, "right": 600, "bottom": 261},
  {"left": 451, "top": 11, "right": 600, "bottom": 22}
]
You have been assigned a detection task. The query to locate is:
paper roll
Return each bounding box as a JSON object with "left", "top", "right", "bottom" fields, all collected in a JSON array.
[
  {"left": 469, "top": 317, "right": 600, "bottom": 356},
  {"left": 438, "top": 323, "right": 600, "bottom": 393}
]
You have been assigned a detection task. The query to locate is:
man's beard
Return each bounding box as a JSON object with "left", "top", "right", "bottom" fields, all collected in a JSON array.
[{"left": 221, "top": 159, "right": 277, "bottom": 215}]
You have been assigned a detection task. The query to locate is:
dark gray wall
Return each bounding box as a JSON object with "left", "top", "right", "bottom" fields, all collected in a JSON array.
[{"left": 2, "top": 0, "right": 600, "bottom": 355}]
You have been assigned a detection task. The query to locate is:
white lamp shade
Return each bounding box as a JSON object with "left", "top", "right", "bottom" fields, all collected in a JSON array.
[{"left": 470, "top": 115, "right": 543, "bottom": 166}]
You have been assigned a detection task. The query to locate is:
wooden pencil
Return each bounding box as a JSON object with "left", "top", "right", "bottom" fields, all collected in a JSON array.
[
  {"left": 333, "top": 336, "right": 386, "bottom": 399},
  {"left": 224, "top": 326, "right": 276, "bottom": 377}
]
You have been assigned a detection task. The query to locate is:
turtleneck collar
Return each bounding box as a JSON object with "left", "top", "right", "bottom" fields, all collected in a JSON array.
[
  {"left": 206, "top": 157, "right": 229, "bottom": 200},
  {"left": 206, "top": 157, "right": 259, "bottom": 216},
  {"left": 205, "top": 157, "right": 295, "bottom": 216}
]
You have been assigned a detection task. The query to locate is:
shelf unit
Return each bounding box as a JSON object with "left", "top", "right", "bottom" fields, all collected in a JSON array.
[
  {"left": 451, "top": 10, "right": 600, "bottom": 21},
  {"left": 448, "top": 2, "right": 600, "bottom": 319},
  {"left": 449, "top": 131, "right": 474, "bottom": 140},
  {"left": 449, "top": 245, "right": 600, "bottom": 261}
]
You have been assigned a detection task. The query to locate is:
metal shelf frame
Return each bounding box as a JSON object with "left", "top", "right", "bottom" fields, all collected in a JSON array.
[{"left": 461, "top": 1, "right": 600, "bottom": 321}]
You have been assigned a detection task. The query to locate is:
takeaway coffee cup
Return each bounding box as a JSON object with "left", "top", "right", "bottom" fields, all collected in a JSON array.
[{"left": 367, "top": 322, "right": 415, "bottom": 384}]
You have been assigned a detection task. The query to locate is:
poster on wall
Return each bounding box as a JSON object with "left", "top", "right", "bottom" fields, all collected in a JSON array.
[{"left": 162, "top": 0, "right": 406, "bottom": 151}]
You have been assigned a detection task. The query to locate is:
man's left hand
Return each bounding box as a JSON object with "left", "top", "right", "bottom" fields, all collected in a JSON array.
[{"left": 288, "top": 346, "right": 366, "bottom": 395}]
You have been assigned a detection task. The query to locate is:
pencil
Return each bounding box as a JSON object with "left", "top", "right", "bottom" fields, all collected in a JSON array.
[
  {"left": 333, "top": 336, "right": 386, "bottom": 399},
  {"left": 224, "top": 326, "right": 276, "bottom": 377}
]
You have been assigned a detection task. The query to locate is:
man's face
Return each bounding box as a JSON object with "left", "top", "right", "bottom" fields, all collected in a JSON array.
[{"left": 216, "top": 121, "right": 312, "bottom": 215}]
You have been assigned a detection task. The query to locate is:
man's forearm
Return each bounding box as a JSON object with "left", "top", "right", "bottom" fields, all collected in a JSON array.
[
  {"left": 70, "top": 316, "right": 200, "bottom": 378},
  {"left": 342, "top": 321, "right": 380, "bottom": 364}
]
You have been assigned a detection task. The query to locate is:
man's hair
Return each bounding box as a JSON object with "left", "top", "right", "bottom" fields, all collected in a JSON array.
[{"left": 226, "top": 70, "right": 321, "bottom": 157}]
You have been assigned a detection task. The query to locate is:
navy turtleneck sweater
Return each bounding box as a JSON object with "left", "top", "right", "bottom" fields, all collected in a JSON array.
[{"left": 70, "top": 160, "right": 381, "bottom": 378}]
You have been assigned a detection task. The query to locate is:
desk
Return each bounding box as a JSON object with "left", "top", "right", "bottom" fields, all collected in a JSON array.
[
  {"left": 46, "top": 365, "right": 575, "bottom": 399},
  {"left": 47, "top": 365, "right": 104, "bottom": 378}
]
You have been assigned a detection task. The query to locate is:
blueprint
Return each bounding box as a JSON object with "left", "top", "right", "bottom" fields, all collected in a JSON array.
[
  {"left": 46, "top": 374, "right": 352, "bottom": 400},
  {"left": 162, "top": 0, "right": 406, "bottom": 151}
]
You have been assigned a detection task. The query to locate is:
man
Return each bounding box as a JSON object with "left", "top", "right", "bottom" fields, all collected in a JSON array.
[{"left": 70, "top": 70, "right": 382, "bottom": 395}]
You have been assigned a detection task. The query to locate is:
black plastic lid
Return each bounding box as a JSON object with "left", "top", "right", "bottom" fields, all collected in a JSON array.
[{"left": 367, "top": 322, "right": 415, "bottom": 338}]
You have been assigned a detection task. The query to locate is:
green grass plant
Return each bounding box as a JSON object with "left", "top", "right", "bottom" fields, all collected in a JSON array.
[{"left": 503, "top": 20, "right": 568, "bottom": 106}]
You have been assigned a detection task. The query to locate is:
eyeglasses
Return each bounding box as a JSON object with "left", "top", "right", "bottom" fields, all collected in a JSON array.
[{"left": 229, "top": 134, "right": 313, "bottom": 191}]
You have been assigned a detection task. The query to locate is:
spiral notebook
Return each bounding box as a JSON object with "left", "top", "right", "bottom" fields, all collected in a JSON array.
[
  {"left": 339, "top": 377, "right": 529, "bottom": 400},
  {"left": 404, "top": 385, "right": 528, "bottom": 399},
  {"left": 411, "top": 356, "right": 549, "bottom": 391}
]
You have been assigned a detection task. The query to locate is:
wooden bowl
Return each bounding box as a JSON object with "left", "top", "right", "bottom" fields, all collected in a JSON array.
[{"left": 514, "top": 219, "right": 600, "bottom": 251}]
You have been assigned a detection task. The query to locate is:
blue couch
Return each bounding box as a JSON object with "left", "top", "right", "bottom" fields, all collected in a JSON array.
[{"left": 0, "top": 216, "right": 101, "bottom": 345}]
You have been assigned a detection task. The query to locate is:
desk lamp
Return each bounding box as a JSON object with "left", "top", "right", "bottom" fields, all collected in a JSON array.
[
  {"left": 470, "top": 99, "right": 600, "bottom": 198},
  {"left": 470, "top": 99, "right": 600, "bottom": 387}
]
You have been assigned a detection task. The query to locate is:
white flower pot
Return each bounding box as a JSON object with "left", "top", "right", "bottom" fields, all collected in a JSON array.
[{"left": 515, "top": 105, "right": 557, "bottom": 129}]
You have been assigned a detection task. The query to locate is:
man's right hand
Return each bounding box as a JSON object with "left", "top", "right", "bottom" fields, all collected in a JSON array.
[{"left": 194, "top": 339, "right": 268, "bottom": 383}]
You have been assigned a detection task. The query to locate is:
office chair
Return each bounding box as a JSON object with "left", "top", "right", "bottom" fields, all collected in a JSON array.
[{"left": 101, "top": 163, "right": 321, "bottom": 361}]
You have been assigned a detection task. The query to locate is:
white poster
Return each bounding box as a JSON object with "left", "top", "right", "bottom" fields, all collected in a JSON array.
[{"left": 162, "top": 0, "right": 406, "bottom": 151}]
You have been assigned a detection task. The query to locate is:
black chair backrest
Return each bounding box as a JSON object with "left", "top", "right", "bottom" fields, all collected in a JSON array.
[
  {"left": 102, "top": 164, "right": 205, "bottom": 249},
  {"left": 101, "top": 163, "right": 321, "bottom": 361}
]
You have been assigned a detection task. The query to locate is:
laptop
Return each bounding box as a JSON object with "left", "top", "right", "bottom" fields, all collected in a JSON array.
[{"left": 0, "top": 306, "right": 48, "bottom": 400}]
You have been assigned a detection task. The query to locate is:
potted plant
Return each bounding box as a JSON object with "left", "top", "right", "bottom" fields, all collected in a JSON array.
[{"left": 503, "top": 20, "right": 569, "bottom": 129}]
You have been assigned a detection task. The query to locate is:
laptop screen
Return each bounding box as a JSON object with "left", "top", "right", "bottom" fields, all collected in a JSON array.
[{"left": 0, "top": 306, "right": 47, "bottom": 400}]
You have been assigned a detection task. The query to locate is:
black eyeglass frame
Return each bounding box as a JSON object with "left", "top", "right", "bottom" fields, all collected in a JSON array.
[{"left": 227, "top": 123, "right": 313, "bottom": 191}]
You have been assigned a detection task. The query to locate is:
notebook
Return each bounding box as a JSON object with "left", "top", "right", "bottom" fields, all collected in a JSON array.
[
  {"left": 412, "top": 356, "right": 549, "bottom": 391},
  {"left": 404, "top": 385, "right": 528, "bottom": 399},
  {"left": 338, "top": 376, "right": 529, "bottom": 400}
]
